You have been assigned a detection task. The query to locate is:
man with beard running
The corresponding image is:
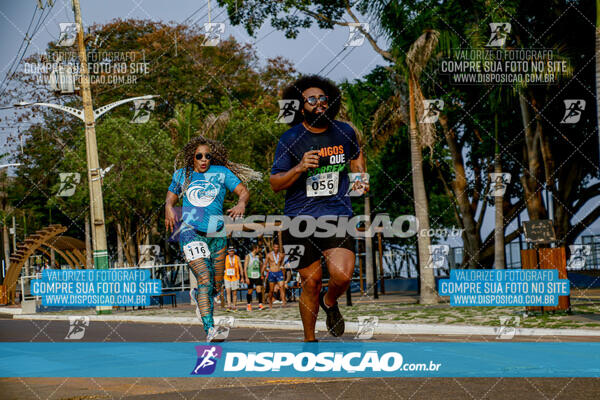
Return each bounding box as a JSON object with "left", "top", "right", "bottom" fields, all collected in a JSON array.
[{"left": 270, "top": 75, "right": 368, "bottom": 341}]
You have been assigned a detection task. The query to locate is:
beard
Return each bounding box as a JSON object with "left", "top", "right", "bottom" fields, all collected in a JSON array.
[{"left": 303, "top": 108, "right": 330, "bottom": 128}]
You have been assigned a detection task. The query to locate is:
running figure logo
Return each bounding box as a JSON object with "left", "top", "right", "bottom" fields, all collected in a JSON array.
[
  {"left": 568, "top": 245, "right": 591, "bottom": 270},
  {"left": 420, "top": 99, "right": 444, "bottom": 123},
  {"left": 561, "top": 100, "right": 586, "bottom": 124},
  {"left": 65, "top": 316, "right": 90, "bottom": 340},
  {"left": 212, "top": 316, "right": 235, "bottom": 340},
  {"left": 131, "top": 99, "right": 155, "bottom": 123},
  {"left": 191, "top": 345, "right": 222, "bottom": 375},
  {"left": 486, "top": 23, "right": 511, "bottom": 48},
  {"left": 496, "top": 316, "right": 520, "bottom": 339},
  {"left": 283, "top": 244, "right": 305, "bottom": 270},
  {"left": 202, "top": 23, "right": 225, "bottom": 46},
  {"left": 489, "top": 173, "right": 511, "bottom": 197},
  {"left": 57, "top": 23, "right": 79, "bottom": 47},
  {"left": 355, "top": 316, "right": 378, "bottom": 339},
  {"left": 426, "top": 245, "right": 449, "bottom": 269},
  {"left": 138, "top": 245, "right": 160, "bottom": 267},
  {"left": 345, "top": 23, "right": 369, "bottom": 47},
  {"left": 57, "top": 172, "right": 81, "bottom": 197},
  {"left": 276, "top": 100, "right": 300, "bottom": 123}
]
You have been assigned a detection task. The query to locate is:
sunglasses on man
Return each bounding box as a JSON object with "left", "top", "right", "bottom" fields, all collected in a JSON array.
[
  {"left": 195, "top": 153, "right": 212, "bottom": 160},
  {"left": 304, "top": 95, "right": 329, "bottom": 106}
]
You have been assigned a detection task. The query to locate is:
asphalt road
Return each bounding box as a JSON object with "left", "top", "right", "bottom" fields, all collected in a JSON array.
[
  {"left": 1, "top": 319, "right": 599, "bottom": 399},
  {"left": 3, "top": 319, "right": 600, "bottom": 342}
]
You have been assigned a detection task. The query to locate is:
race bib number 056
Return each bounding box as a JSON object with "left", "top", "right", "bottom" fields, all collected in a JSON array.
[
  {"left": 306, "top": 172, "right": 339, "bottom": 197},
  {"left": 183, "top": 241, "right": 211, "bottom": 261}
]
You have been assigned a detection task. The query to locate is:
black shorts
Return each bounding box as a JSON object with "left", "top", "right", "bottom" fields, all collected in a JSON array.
[
  {"left": 281, "top": 228, "right": 354, "bottom": 270},
  {"left": 247, "top": 278, "right": 263, "bottom": 289}
]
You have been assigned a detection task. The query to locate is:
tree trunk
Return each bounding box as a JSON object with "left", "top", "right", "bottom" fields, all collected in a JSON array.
[
  {"left": 124, "top": 218, "right": 136, "bottom": 267},
  {"left": 409, "top": 77, "right": 437, "bottom": 304},
  {"left": 493, "top": 111, "right": 505, "bottom": 269},
  {"left": 365, "top": 196, "right": 375, "bottom": 295},
  {"left": 439, "top": 115, "right": 482, "bottom": 268},
  {"left": 518, "top": 94, "right": 547, "bottom": 220},
  {"left": 494, "top": 153, "right": 505, "bottom": 269},
  {"left": 116, "top": 222, "right": 124, "bottom": 267},
  {"left": 3, "top": 222, "right": 10, "bottom": 271}
]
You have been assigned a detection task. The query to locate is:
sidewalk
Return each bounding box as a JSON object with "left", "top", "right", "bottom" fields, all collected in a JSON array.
[{"left": 5, "top": 289, "right": 600, "bottom": 334}]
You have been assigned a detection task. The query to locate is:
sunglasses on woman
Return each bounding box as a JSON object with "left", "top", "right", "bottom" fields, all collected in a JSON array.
[
  {"left": 304, "top": 95, "right": 328, "bottom": 106},
  {"left": 195, "top": 153, "right": 212, "bottom": 160}
]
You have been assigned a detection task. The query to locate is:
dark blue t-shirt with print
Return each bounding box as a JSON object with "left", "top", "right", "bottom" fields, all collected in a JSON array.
[{"left": 271, "top": 120, "right": 361, "bottom": 217}]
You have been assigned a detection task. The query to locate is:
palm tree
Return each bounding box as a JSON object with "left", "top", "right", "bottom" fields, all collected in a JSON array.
[
  {"left": 493, "top": 111, "right": 505, "bottom": 269},
  {"left": 368, "top": 30, "right": 440, "bottom": 304},
  {"left": 406, "top": 30, "right": 440, "bottom": 304}
]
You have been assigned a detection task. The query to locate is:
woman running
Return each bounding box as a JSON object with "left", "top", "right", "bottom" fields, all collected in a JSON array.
[{"left": 165, "top": 135, "right": 260, "bottom": 341}]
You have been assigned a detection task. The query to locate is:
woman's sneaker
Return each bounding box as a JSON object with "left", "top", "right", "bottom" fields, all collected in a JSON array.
[
  {"left": 319, "top": 291, "right": 345, "bottom": 337},
  {"left": 206, "top": 326, "right": 225, "bottom": 342},
  {"left": 206, "top": 326, "right": 221, "bottom": 342},
  {"left": 190, "top": 288, "right": 202, "bottom": 322}
]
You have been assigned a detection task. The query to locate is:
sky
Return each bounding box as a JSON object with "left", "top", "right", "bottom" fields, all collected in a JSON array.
[
  {"left": 0, "top": 0, "right": 389, "bottom": 91},
  {"left": 0, "top": 0, "right": 389, "bottom": 158}
]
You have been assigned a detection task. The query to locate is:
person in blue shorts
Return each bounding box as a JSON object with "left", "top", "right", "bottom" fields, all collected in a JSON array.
[
  {"left": 165, "top": 135, "right": 259, "bottom": 341},
  {"left": 264, "top": 243, "right": 286, "bottom": 308}
]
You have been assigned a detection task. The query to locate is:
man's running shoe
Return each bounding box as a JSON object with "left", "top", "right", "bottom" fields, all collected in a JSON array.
[
  {"left": 190, "top": 288, "right": 202, "bottom": 322},
  {"left": 258, "top": 303, "right": 264, "bottom": 310},
  {"left": 319, "top": 291, "right": 345, "bottom": 337},
  {"left": 273, "top": 299, "right": 282, "bottom": 304},
  {"left": 247, "top": 304, "right": 252, "bottom": 311}
]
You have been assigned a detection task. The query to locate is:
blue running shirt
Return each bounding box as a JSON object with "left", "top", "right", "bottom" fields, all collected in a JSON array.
[
  {"left": 168, "top": 165, "right": 241, "bottom": 232},
  {"left": 271, "top": 120, "right": 360, "bottom": 217}
]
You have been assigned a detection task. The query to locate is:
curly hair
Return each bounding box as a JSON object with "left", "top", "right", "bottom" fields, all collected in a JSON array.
[
  {"left": 174, "top": 135, "right": 262, "bottom": 195},
  {"left": 281, "top": 74, "right": 341, "bottom": 126}
]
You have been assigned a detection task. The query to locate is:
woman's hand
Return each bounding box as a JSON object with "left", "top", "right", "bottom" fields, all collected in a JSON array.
[
  {"left": 165, "top": 206, "right": 178, "bottom": 232},
  {"left": 227, "top": 202, "right": 246, "bottom": 219}
]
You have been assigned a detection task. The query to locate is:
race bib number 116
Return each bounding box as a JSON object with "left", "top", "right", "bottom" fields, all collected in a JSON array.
[{"left": 183, "top": 241, "right": 211, "bottom": 261}]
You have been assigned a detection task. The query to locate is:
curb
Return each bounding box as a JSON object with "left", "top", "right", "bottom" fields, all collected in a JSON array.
[
  {"left": 0, "top": 307, "right": 21, "bottom": 315},
  {"left": 11, "top": 314, "right": 600, "bottom": 337}
]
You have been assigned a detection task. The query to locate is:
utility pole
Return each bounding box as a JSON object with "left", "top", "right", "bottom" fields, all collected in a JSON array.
[
  {"left": 72, "top": 0, "right": 110, "bottom": 313},
  {"left": 0, "top": 168, "right": 9, "bottom": 272}
]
